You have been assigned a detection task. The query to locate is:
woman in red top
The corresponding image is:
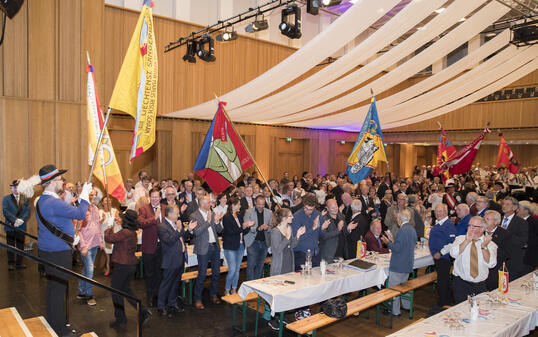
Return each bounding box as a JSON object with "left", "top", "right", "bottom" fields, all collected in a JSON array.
[{"left": 105, "top": 210, "right": 152, "bottom": 329}]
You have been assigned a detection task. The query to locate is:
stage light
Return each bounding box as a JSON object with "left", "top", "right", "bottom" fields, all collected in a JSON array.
[
  {"left": 245, "top": 17, "right": 268, "bottom": 33},
  {"left": 511, "top": 20, "right": 538, "bottom": 47},
  {"left": 322, "top": 0, "right": 342, "bottom": 6},
  {"left": 279, "top": 4, "right": 302, "bottom": 39},
  {"left": 307, "top": 0, "right": 321, "bottom": 15},
  {"left": 216, "top": 29, "right": 237, "bottom": 42},
  {"left": 197, "top": 34, "right": 216, "bottom": 62},
  {"left": 0, "top": 0, "right": 24, "bottom": 19},
  {"left": 182, "top": 40, "right": 197, "bottom": 63}
]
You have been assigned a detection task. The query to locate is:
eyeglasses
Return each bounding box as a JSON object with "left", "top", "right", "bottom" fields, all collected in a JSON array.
[{"left": 469, "top": 225, "right": 483, "bottom": 229}]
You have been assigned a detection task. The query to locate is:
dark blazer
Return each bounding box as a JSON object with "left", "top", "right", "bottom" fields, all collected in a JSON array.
[
  {"left": 503, "top": 214, "right": 528, "bottom": 279},
  {"left": 486, "top": 226, "right": 512, "bottom": 290},
  {"left": 178, "top": 191, "right": 195, "bottom": 204},
  {"left": 189, "top": 209, "right": 223, "bottom": 255},
  {"left": 523, "top": 216, "right": 537, "bottom": 268},
  {"left": 157, "top": 219, "right": 185, "bottom": 269},
  {"left": 377, "top": 182, "right": 389, "bottom": 200},
  {"left": 343, "top": 213, "right": 368, "bottom": 259},
  {"left": 2, "top": 194, "right": 30, "bottom": 231},
  {"left": 364, "top": 230, "right": 389, "bottom": 253},
  {"left": 181, "top": 199, "right": 199, "bottom": 222},
  {"left": 222, "top": 213, "right": 249, "bottom": 250},
  {"left": 239, "top": 197, "right": 254, "bottom": 216},
  {"left": 138, "top": 204, "right": 165, "bottom": 254},
  {"left": 489, "top": 200, "right": 503, "bottom": 214},
  {"left": 359, "top": 195, "right": 374, "bottom": 217}
]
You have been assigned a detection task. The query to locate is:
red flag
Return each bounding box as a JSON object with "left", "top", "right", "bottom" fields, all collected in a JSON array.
[
  {"left": 433, "top": 127, "right": 456, "bottom": 178},
  {"left": 496, "top": 133, "right": 520, "bottom": 174},
  {"left": 193, "top": 102, "right": 254, "bottom": 194},
  {"left": 441, "top": 128, "right": 490, "bottom": 175}
]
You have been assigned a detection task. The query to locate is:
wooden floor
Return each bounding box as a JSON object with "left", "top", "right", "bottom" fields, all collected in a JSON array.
[{"left": 0, "top": 249, "right": 536, "bottom": 337}]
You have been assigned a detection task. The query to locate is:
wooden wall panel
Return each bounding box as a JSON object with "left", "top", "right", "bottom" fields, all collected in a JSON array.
[
  {"left": 329, "top": 140, "right": 354, "bottom": 175},
  {"left": 1, "top": 0, "right": 28, "bottom": 97},
  {"left": 58, "top": 0, "right": 81, "bottom": 102},
  {"left": 55, "top": 103, "right": 82, "bottom": 182},
  {"left": 28, "top": 101, "right": 56, "bottom": 172},
  {"left": 1, "top": 100, "right": 29, "bottom": 185},
  {"left": 28, "top": 0, "right": 56, "bottom": 100}
]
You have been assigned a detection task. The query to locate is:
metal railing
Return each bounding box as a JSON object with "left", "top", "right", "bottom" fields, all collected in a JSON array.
[{"left": 0, "top": 221, "right": 144, "bottom": 336}]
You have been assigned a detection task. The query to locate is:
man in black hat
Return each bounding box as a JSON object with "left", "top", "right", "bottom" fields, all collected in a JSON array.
[
  {"left": 35, "top": 164, "right": 92, "bottom": 336},
  {"left": 2, "top": 179, "right": 31, "bottom": 270}
]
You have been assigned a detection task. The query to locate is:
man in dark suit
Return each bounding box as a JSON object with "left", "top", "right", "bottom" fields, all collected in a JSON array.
[
  {"left": 157, "top": 205, "right": 189, "bottom": 317},
  {"left": 189, "top": 196, "right": 224, "bottom": 310},
  {"left": 138, "top": 188, "right": 165, "bottom": 307},
  {"left": 2, "top": 180, "right": 31, "bottom": 270},
  {"left": 240, "top": 185, "right": 255, "bottom": 216},
  {"left": 358, "top": 181, "right": 374, "bottom": 221},
  {"left": 493, "top": 182, "right": 507, "bottom": 203},
  {"left": 518, "top": 200, "right": 537, "bottom": 272},
  {"left": 341, "top": 199, "right": 369, "bottom": 259},
  {"left": 484, "top": 210, "right": 512, "bottom": 291},
  {"left": 377, "top": 176, "right": 391, "bottom": 200},
  {"left": 181, "top": 187, "right": 206, "bottom": 222},
  {"left": 178, "top": 180, "right": 195, "bottom": 204},
  {"left": 476, "top": 196, "right": 490, "bottom": 217},
  {"left": 501, "top": 197, "right": 528, "bottom": 280}
]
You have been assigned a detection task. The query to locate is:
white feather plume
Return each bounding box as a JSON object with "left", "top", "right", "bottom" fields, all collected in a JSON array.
[{"left": 18, "top": 175, "right": 41, "bottom": 198}]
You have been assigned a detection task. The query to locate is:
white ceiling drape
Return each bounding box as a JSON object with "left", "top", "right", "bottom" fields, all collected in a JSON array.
[{"left": 164, "top": 0, "right": 538, "bottom": 131}]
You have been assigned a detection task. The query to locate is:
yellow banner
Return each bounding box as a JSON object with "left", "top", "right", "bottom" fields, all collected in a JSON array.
[
  {"left": 87, "top": 64, "right": 125, "bottom": 201},
  {"left": 109, "top": 3, "right": 158, "bottom": 162}
]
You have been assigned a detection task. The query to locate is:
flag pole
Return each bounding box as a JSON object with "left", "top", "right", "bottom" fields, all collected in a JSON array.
[
  {"left": 213, "top": 94, "right": 277, "bottom": 201},
  {"left": 371, "top": 88, "right": 393, "bottom": 190}
]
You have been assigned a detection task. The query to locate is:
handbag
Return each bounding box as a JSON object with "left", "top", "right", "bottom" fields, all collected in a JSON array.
[{"left": 321, "top": 298, "right": 347, "bottom": 318}]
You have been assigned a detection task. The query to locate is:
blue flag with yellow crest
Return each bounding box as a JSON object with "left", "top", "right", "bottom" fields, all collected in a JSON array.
[{"left": 346, "top": 98, "right": 388, "bottom": 184}]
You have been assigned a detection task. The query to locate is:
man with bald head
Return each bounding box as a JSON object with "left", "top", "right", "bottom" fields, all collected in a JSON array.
[
  {"left": 319, "top": 199, "right": 345, "bottom": 263},
  {"left": 455, "top": 203, "right": 471, "bottom": 236}
]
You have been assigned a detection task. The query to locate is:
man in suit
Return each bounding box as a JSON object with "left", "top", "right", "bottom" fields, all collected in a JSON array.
[
  {"left": 377, "top": 176, "right": 391, "bottom": 200},
  {"left": 340, "top": 193, "right": 353, "bottom": 224},
  {"left": 189, "top": 196, "right": 224, "bottom": 309},
  {"left": 493, "top": 182, "right": 508, "bottom": 203},
  {"left": 429, "top": 203, "right": 457, "bottom": 308},
  {"left": 365, "top": 219, "right": 389, "bottom": 253},
  {"left": 519, "top": 200, "right": 537, "bottom": 271},
  {"left": 178, "top": 180, "right": 195, "bottom": 204},
  {"left": 501, "top": 197, "right": 529, "bottom": 280},
  {"left": 181, "top": 187, "right": 206, "bottom": 222},
  {"left": 244, "top": 195, "right": 272, "bottom": 280},
  {"left": 338, "top": 199, "right": 367, "bottom": 259},
  {"left": 138, "top": 188, "right": 165, "bottom": 307},
  {"left": 476, "top": 196, "right": 490, "bottom": 217},
  {"left": 385, "top": 193, "right": 416, "bottom": 237},
  {"left": 466, "top": 192, "right": 479, "bottom": 216},
  {"left": 358, "top": 181, "right": 374, "bottom": 221},
  {"left": 240, "top": 185, "right": 255, "bottom": 216},
  {"left": 2, "top": 180, "right": 31, "bottom": 270},
  {"left": 455, "top": 203, "right": 471, "bottom": 236},
  {"left": 157, "top": 205, "right": 189, "bottom": 317},
  {"left": 484, "top": 210, "right": 512, "bottom": 291}
]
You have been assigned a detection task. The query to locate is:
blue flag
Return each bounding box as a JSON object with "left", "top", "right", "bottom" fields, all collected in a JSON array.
[{"left": 346, "top": 98, "right": 388, "bottom": 184}]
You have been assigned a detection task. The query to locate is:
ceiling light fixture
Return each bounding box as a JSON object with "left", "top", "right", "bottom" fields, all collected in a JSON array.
[
  {"left": 197, "top": 34, "right": 216, "bottom": 62},
  {"left": 245, "top": 15, "right": 268, "bottom": 33},
  {"left": 182, "top": 40, "right": 197, "bottom": 63},
  {"left": 216, "top": 29, "right": 238, "bottom": 42},
  {"left": 279, "top": 4, "right": 302, "bottom": 39}
]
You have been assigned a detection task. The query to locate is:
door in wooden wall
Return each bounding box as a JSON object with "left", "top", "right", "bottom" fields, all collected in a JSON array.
[
  {"left": 272, "top": 138, "right": 310, "bottom": 179},
  {"left": 329, "top": 140, "right": 354, "bottom": 176}
]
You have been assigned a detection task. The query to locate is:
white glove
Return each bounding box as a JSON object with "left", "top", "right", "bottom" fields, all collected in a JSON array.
[
  {"left": 72, "top": 234, "right": 80, "bottom": 247},
  {"left": 79, "top": 183, "right": 93, "bottom": 203},
  {"left": 14, "top": 219, "right": 24, "bottom": 227}
]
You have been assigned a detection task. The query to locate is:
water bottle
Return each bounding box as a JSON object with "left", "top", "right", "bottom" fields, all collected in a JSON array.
[{"left": 306, "top": 249, "right": 312, "bottom": 272}]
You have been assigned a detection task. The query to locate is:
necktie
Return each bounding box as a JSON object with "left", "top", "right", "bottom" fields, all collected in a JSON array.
[
  {"left": 470, "top": 239, "right": 479, "bottom": 278},
  {"left": 503, "top": 217, "right": 509, "bottom": 229},
  {"left": 376, "top": 236, "right": 382, "bottom": 247}
]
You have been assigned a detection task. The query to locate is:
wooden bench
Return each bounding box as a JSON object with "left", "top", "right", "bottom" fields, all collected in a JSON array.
[
  {"left": 286, "top": 288, "right": 401, "bottom": 336},
  {"left": 180, "top": 256, "right": 271, "bottom": 305},
  {"left": 387, "top": 271, "right": 438, "bottom": 319},
  {"left": 23, "top": 316, "right": 56, "bottom": 337},
  {"left": 221, "top": 292, "right": 259, "bottom": 332}
]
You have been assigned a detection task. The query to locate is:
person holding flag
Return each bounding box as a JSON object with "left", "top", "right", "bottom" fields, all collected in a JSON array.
[
  {"left": 346, "top": 96, "right": 388, "bottom": 184},
  {"left": 433, "top": 126, "right": 456, "bottom": 181},
  {"left": 496, "top": 132, "right": 520, "bottom": 174}
]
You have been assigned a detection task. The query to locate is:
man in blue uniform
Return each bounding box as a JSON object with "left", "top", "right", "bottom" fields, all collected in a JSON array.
[
  {"left": 429, "top": 203, "right": 457, "bottom": 308},
  {"left": 2, "top": 179, "right": 31, "bottom": 270},
  {"left": 35, "top": 165, "right": 92, "bottom": 336}
]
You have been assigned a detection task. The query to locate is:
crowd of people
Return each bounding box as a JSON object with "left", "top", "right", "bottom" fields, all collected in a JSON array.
[{"left": 2, "top": 163, "right": 537, "bottom": 333}]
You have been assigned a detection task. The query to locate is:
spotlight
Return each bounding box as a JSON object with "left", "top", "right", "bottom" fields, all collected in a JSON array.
[
  {"left": 197, "top": 34, "right": 216, "bottom": 62},
  {"left": 216, "top": 29, "right": 238, "bottom": 42},
  {"left": 307, "top": 0, "right": 321, "bottom": 15},
  {"left": 511, "top": 20, "right": 538, "bottom": 47},
  {"left": 0, "top": 0, "right": 24, "bottom": 19},
  {"left": 182, "top": 40, "right": 197, "bottom": 63},
  {"left": 322, "top": 0, "right": 342, "bottom": 6},
  {"left": 245, "top": 17, "right": 268, "bottom": 33},
  {"left": 279, "top": 4, "right": 302, "bottom": 39}
]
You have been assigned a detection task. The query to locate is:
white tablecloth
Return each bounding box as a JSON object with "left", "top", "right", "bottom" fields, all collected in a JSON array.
[
  {"left": 238, "top": 245, "right": 434, "bottom": 315},
  {"left": 387, "top": 272, "right": 538, "bottom": 337}
]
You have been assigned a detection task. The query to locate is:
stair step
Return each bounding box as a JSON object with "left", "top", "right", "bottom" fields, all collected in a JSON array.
[
  {"left": 0, "top": 307, "right": 32, "bottom": 337},
  {"left": 23, "top": 316, "right": 58, "bottom": 337}
]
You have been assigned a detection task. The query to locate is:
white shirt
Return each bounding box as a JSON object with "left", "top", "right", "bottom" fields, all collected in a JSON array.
[
  {"left": 435, "top": 216, "right": 449, "bottom": 225},
  {"left": 450, "top": 235, "right": 497, "bottom": 283},
  {"left": 199, "top": 209, "right": 216, "bottom": 243}
]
